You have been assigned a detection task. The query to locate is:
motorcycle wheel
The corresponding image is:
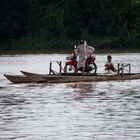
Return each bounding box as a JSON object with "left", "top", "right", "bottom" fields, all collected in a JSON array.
[
  {"left": 64, "top": 64, "right": 76, "bottom": 73},
  {"left": 87, "top": 63, "right": 97, "bottom": 74}
]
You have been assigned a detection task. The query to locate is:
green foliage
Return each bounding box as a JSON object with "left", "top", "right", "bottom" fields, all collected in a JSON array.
[
  {"left": 0, "top": 0, "right": 139, "bottom": 51},
  {"left": 0, "top": 0, "right": 30, "bottom": 41}
]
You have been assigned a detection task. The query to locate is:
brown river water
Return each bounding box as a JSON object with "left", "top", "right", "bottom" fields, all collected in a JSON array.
[{"left": 0, "top": 53, "right": 140, "bottom": 140}]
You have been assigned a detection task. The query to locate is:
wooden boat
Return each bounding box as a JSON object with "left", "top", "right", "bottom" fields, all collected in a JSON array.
[
  {"left": 20, "top": 70, "right": 49, "bottom": 77},
  {"left": 4, "top": 72, "right": 140, "bottom": 84},
  {"left": 4, "top": 74, "right": 34, "bottom": 83},
  {"left": 4, "top": 74, "right": 48, "bottom": 84},
  {"left": 20, "top": 70, "right": 63, "bottom": 81},
  {"left": 43, "top": 73, "right": 140, "bottom": 83},
  {"left": 4, "top": 62, "right": 140, "bottom": 84}
]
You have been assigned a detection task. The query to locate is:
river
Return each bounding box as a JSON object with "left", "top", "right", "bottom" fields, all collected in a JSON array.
[{"left": 0, "top": 53, "right": 140, "bottom": 140}]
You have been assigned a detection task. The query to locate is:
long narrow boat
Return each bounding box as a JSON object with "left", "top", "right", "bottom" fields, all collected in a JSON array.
[
  {"left": 4, "top": 74, "right": 34, "bottom": 83},
  {"left": 4, "top": 62, "right": 140, "bottom": 84},
  {"left": 20, "top": 70, "right": 63, "bottom": 82},
  {"left": 43, "top": 73, "right": 140, "bottom": 83},
  {"left": 20, "top": 71, "right": 49, "bottom": 77},
  {"left": 4, "top": 72, "right": 140, "bottom": 84},
  {"left": 4, "top": 74, "right": 50, "bottom": 83}
]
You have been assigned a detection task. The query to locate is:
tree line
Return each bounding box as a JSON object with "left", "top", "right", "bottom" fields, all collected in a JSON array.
[{"left": 0, "top": 0, "right": 139, "bottom": 51}]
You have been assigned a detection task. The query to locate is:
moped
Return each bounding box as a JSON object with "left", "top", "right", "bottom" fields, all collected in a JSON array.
[{"left": 64, "top": 54, "right": 97, "bottom": 74}]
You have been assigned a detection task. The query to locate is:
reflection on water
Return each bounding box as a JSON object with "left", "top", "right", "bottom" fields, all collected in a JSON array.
[
  {"left": 0, "top": 54, "right": 140, "bottom": 140},
  {"left": 67, "top": 83, "right": 96, "bottom": 101}
]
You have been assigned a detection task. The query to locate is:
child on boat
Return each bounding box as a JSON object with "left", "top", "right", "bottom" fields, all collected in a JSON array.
[{"left": 105, "top": 55, "right": 116, "bottom": 73}]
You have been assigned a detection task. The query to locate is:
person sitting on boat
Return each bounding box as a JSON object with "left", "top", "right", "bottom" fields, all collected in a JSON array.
[
  {"left": 64, "top": 48, "right": 77, "bottom": 72},
  {"left": 105, "top": 55, "right": 116, "bottom": 73},
  {"left": 76, "top": 40, "right": 87, "bottom": 73}
]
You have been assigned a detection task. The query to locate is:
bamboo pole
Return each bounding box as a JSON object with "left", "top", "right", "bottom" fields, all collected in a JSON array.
[
  {"left": 121, "top": 64, "right": 124, "bottom": 75},
  {"left": 129, "top": 64, "right": 131, "bottom": 74},
  {"left": 60, "top": 61, "right": 62, "bottom": 74},
  {"left": 117, "top": 63, "right": 120, "bottom": 75},
  {"left": 49, "top": 62, "right": 52, "bottom": 75}
]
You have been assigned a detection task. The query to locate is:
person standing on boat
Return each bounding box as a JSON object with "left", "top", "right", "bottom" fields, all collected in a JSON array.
[
  {"left": 85, "top": 41, "right": 95, "bottom": 59},
  {"left": 105, "top": 55, "right": 116, "bottom": 72},
  {"left": 76, "top": 40, "right": 87, "bottom": 73}
]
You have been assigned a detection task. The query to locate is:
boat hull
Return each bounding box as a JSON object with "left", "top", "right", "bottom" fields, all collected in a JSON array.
[
  {"left": 4, "top": 73, "right": 140, "bottom": 84},
  {"left": 43, "top": 74, "right": 140, "bottom": 83},
  {"left": 4, "top": 74, "right": 34, "bottom": 83},
  {"left": 4, "top": 74, "right": 48, "bottom": 83}
]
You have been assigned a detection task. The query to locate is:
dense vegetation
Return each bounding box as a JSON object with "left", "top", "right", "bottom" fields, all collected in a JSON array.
[{"left": 0, "top": 0, "right": 139, "bottom": 52}]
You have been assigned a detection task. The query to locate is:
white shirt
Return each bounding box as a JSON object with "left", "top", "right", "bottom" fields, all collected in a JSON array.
[{"left": 77, "top": 44, "right": 87, "bottom": 58}]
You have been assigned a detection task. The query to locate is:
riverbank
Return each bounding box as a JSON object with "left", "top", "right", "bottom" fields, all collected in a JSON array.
[
  {"left": 0, "top": 48, "right": 140, "bottom": 55},
  {"left": 0, "top": 36, "right": 139, "bottom": 55}
]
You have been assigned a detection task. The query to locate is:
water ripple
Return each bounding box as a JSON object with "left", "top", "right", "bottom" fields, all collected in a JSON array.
[{"left": 0, "top": 54, "right": 140, "bottom": 140}]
